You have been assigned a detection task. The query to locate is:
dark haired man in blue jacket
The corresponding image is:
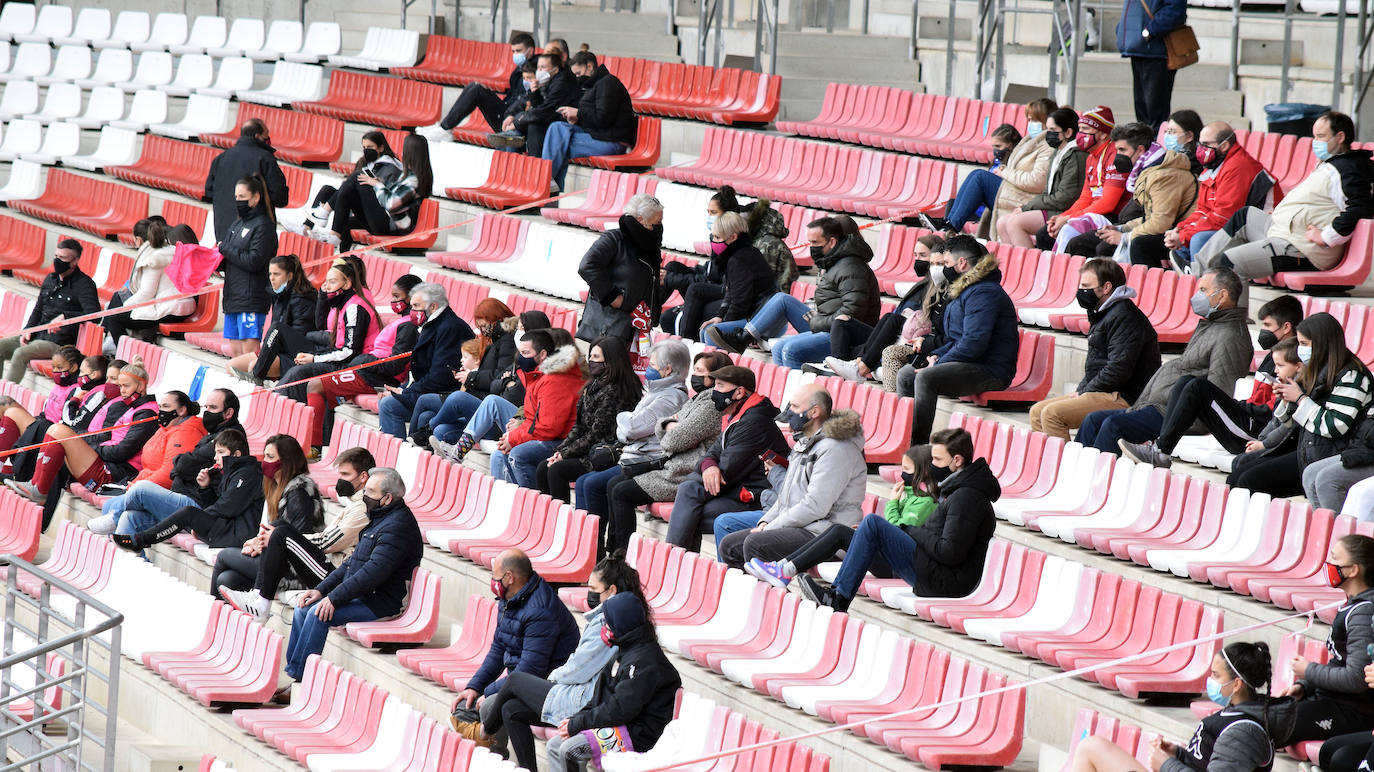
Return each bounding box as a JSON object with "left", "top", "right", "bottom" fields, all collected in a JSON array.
[{"left": 1117, "top": 0, "right": 1188, "bottom": 130}]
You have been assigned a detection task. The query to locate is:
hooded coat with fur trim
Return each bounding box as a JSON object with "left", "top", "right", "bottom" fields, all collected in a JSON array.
[
  {"left": 507, "top": 344, "right": 586, "bottom": 447},
  {"left": 758, "top": 409, "right": 867, "bottom": 535},
  {"left": 930, "top": 256, "right": 1019, "bottom": 385}
]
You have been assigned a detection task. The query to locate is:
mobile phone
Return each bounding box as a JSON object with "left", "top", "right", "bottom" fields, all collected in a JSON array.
[{"left": 761, "top": 449, "right": 788, "bottom": 468}]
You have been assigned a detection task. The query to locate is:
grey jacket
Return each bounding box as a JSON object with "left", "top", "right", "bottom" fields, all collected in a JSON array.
[
  {"left": 1299, "top": 587, "right": 1374, "bottom": 704},
  {"left": 616, "top": 377, "right": 690, "bottom": 462},
  {"left": 1132, "top": 306, "right": 1252, "bottom": 414},
  {"left": 633, "top": 391, "right": 723, "bottom": 501},
  {"left": 758, "top": 410, "right": 866, "bottom": 535},
  {"left": 540, "top": 606, "right": 617, "bottom": 724}
]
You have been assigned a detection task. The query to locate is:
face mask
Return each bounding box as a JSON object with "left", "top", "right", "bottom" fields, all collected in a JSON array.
[
  {"left": 992, "top": 147, "right": 1008, "bottom": 165},
  {"left": 272, "top": 282, "right": 288, "bottom": 295},
  {"left": 362, "top": 494, "right": 385, "bottom": 514},
  {"left": 362, "top": 147, "right": 379, "bottom": 164},
  {"left": 1076, "top": 287, "right": 1101, "bottom": 310},
  {"left": 929, "top": 267, "right": 949, "bottom": 288},
  {"left": 201, "top": 410, "right": 225, "bottom": 433},
  {"left": 710, "top": 241, "right": 728, "bottom": 256},
  {"left": 588, "top": 361, "right": 607, "bottom": 378},
  {"left": 235, "top": 200, "right": 252, "bottom": 219},
  {"left": 778, "top": 408, "right": 809, "bottom": 434},
  {"left": 410, "top": 309, "right": 428, "bottom": 327},
  {"left": 535, "top": 69, "right": 551, "bottom": 85},
  {"left": 942, "top": 265, "right": 960, "bottom": 284},
  {"left": 1205, "top": 677, "right": 1231, "bottom": 707},
  {"left": 491, "top": 577, "right": 507, "bottom": 599},
  {"left": 1162, "top": 133, "right": 1184, "bottom": 153},
  {"left": 1327, "top": 561, "right": 1349, "bottom": 588},
  {"left": 516, "top": 354, "right": 538, "bottom": 373},
  {"left": 586, "top": 590, "right": 602, "bottom": 609},
  {"left": 157, "top": 409, "right": 178, "bottom": 427},
  {"left": 52, "top": 257, "right": 71, "bottom": 274},
  {"left": 705, "top": 215, "right": 717, "bottom": 234},
  {"left": 123, "top": 392, "right": 142, "bottom": 405},
  {"left": 53, "top": 370, "right": 78, "bottom": 387},
  {"left": 1313, "top": 140, "right": 1332, "bottom": 162},
  {"left": 1044, "top": 130, "right": 1063, "bottom": 149},
  {"left": 1190, "top": 290, "right": 1216, "bottom": 318},
  {"left": 78, "top": 374, "right": 97, "bottom": 390},
  {"left": 261, "top": 459, "right": 281, "bottom": 479},
  {"left": 1075, "top": 132, "right": 1095, "bottom": 151},
  {"left": 1257, "top": 329, "right": 1279, "bottom": 350},
  {"left": 690, "top": 375, "right": 709, "bottom": 394},
  {"left": 900, "top": 471, "right": 914, "bottom": 486},
  {"left": 1298, "top": 344, "right": 1313, "bottom": 364},
  {"left": 1113, "top": 153, "right": 1134, "bottom": 174},
  {"left": 391, "top": 299, "right": 409, "bottom": 315},
  {"left": 912, "top": 259, "right": 930, "bottom": 278},
  {"left": 325, "top": 289, "right": 344, "bottom": 303},
  {"left": 1195, "top": 144, "right": 1223, "bottom": 169},
  {"left": 930, "top": 463, "right": 953, "bottom": 483},
  {"left": 335, "top": 478, "right": 356, "bottom": 498},
  {"left": 1025, "top": 121, "right": 1043, "bottom": 138},
  {"left": 644, "top": 366, "right": 662, "bottom": 382},
  {"left": 710, "top": 389, "right": 736, "bottom": 411},
  {"left": 809, "top": 245, "right": 826, "bottom": 262},
  {"left": 599, "top": 625, "right": 614, "bottom": 646},
  {"left": 512, "top": 52, "right": 527, "bottom": 67}
]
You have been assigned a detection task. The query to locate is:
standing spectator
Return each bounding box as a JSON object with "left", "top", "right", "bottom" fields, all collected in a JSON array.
[
  {"left": 226, "top": 254, "right": 318, "bottom": 381},
  {"left": 319, "top": 134, "right": 435, "bottom": 253},
  {"left": 1029, "top": 260, "right": 1160, "bottom": 440},
  {"left": 219, "top": 175, "right": 280, "bottom": 358},
  {"left": 418, "top": 32, "right": 537, "bottom": 142},
  {"left": 489, "top": 52, "right": 581, "bottom": 156},
  {"left": 904, "top": 236, "right": 1018, "bottom": 445},
  {"left": 577, "top": 194, "right": 665, "bottom": 345},
  {"left": 1169, "top": 122, "right": 1270, "bottom": 270},
  {"left": 101, "top": 221, "right": 197, "bottom": 345},
  {"left": 204, "top": 119, "right": 289, "bottom": 243},
  {"left": 377, "top": 283, "right": 475, "bottom": 439},
  {"left": 0, "top": 239, "right": 99, "bottom": 384},
  {"left": 997, "top": 108, "right": 1089, "bottom": 247},
  {"left": 1117, "top": 0, "right": 1188, "bottom": 130},
  {"left": 544, "top": 51, "right": 637, "bottom": 194},
  {"left": 1076, "top": 267, "right": 1251, "bottom": 453}
]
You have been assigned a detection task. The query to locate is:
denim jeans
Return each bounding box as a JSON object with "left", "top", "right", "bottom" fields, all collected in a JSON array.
[
  {"left": 111, "top": 481, "right": 198, "bottom": 536},
  {"left": 379, "top": 391, "right": 421, "bottom": 439},
  {"left": 772, "top": 332, "right": 832, "bottom": 369},
  {"left": 831, "top": 516, "right": 922, "bottom": 600},
  {"left": 1174, "top": 229, "right": 1218, "bottom": 268},
  {"left": 465, "top": 395, "right": 521, "bottom": 442},
  {"left": 712, "top": 510, "right": 763, "bottom": 548},
  {"left": 1075, "top": 406, "right": 1164, "bottom": 454},
  {"left": 284, "top": 598, "right": 379, "bottom": 680},
  {"left": 491, "top": 440, "right": 559, "bottom": 488},
  {"left": 543, "top": 122, "right": 627, "bottom": 190},
  {"left": 429, "top": 391, "right": 483, "bottom": 444},
  {"left": 945, "top": 169, "right": 1003, "bottom": 231},
  {"left": 743, "top": 293, "right": 812, "bottom": 339},
  {"left": 409, "top": 393, "right": 446, "bottom": 436},
  {"left": 574, "top": 465, "right": 623, "bottom": 518}
]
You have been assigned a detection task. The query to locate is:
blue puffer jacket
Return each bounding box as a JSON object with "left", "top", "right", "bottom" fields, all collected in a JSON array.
[
  {"left": 314, "top": 499, "right": 424, "bottom": 617},
  {"left": 467, "top": 573, "right": 581, "bottom": 696},
  {"left": 1116, "top": 0, "right": 1187, "bottom": 59},
  {"left": 930, "top": 259, "right": 1019, "bottom": 386}
]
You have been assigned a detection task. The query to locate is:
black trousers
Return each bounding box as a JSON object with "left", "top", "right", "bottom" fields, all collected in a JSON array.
[
  {"left": 605, "top": 472, "right": 654, "bottom": 557},
  {"left": 786, "top": 523, "right": 893, "bottom": 578},
  {"left": 102, "top": 293, "right": 179, "bottom": 344},
  {"left": 1155, "top": 375, "right": 1266, "bottom": 456},
  {"left": 827, "top": 317, "right": 876, "bottom": 362},
  {"left": 1130, "top": 56, "right": 1177, "bottom": 131},
  {"left": 440, "top": 84, "right": 506, "bottom": 132},
  {"left": 329, "top": 178, "right": 393, "bottom": 252},
  {"left": 211, "top": 548, "right": 260, "bottom": 595},
  {"left": 257, "top": 521, "right": 334, "bottom": 598},
  {"left": 1319, "top": 729, "right": 1374, "bottom": 772},
  {"left": 481, "top": 670, "right": 554, "bottom": 772},
  {"left": 536, "top": 455, "right": 591, "bottom": 504},
  {"left": 717, "top": 526, "right": 815, "bottom": 569},
  {"left": 142, "top": 506, "right": 239, "bottom": 549},
  {"left": 1285, "top": 697, "right": 1374, "bottom": 745},
  {"left": 840, "top": 311, "right": 903, "bottom": 372},
  {"left": 1065, "top": 231, "right": 1119, "bottom": 259},
  {"left": 1226, "top": 449, "right": 1304, "bottom": 498},
  {"left": 1129, "top": 232, "right": 1170, "bottom": 266},
  {"left": 252, "top": 324, "right": 316, "bottom": 380},
  {"left": 663, "top": 282, "right": 725, "bottom": 340}
]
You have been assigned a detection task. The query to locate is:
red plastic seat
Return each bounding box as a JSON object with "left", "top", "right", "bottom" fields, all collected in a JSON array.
[
  {"left": 392, "top": 35, "right": 511, "bottom": 90},
  {"left": 395, "top": 595, "right": 498, "bottom": 690},
  {"left": 0, "top": 215, "right": 45, "bottom": 272},
  {"left": 966, "top": 330, "right": 1055, "bottom": 405},
  {"left": 11, "top": 169, "right": 149, "bottom": 240},
  {"left": 577, "top": 115, "right": 660, "bottom": 170},
  {"left": 143, "top": 601, "right": 284, "bottom": 706},
  {"left": 296, "top": 70, "right": 442, "bottom": 128},
  {"left": 108, "top": 135, "right": 221, "bottom": 200},
  {"left": 201, "top": 101, "right": 344, "bottom": 165},
  {"left": 445, "top": 151, "right": 552, "bottom": 209},
  {"left": 351, "top": 198, "right": 439, "bottom": 251},
  {"left": 1273, "top": 218, "right": 1373, "bottom": 291}
]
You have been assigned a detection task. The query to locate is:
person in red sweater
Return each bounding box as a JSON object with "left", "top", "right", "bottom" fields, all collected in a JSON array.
[
  {"left": 487, "top": 328, "right": 585, "bottom": 488},
  {"left": 1165, "top": 122, "right": 1273, "bottom": 270},
  {"left": 1042, "top": 106, "right": 1128, "bottom": 252},
  {"left": 127, "top": 391, "right": 208, "bottom": 489}
]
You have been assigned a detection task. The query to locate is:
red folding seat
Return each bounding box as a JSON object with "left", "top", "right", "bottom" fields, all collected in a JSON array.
[
  {"left": 391, "top": 34, "right": 464, "bottom": 84},
  {"left": 0, "top": 488, "right": 40, "bottom": 562},
  {"left": 0, "top": 216, "right": 44, "bottom": 272},
  {"left": 396, "top": 595, "right": 497, "bottom": 690},
  {"left": 578, "top": 116, "right": 660, "bottom": 170},
  {"left": 967, "top": 330, "right": 1055, "bottom": 405},
  {"left": 297, "top": 70, "right": 441, "bottom": 128}
]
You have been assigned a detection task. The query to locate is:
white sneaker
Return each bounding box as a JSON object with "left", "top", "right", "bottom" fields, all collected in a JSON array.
[
  {"left": 824, "top": 357, "right": 864, "bottom": 382},
  {"left": 87, "top": 514, "right": 117, "bottom": 535},
  {"left": 219, "top": 586, "right": 270, "bottom": 624},
  {"left": 312, "top": 230, "right": 341, "bottom": 248},
  {"left": 309, "top": 204, "right": 331, "bottom": 223},
  {"left": 417, "top": 123, "right": 453, "bottom": 142},
  {"left": 874, "top": 366, "right": 886, "bottom": 383},
  {"left": 282, "top": 219, "right": 310, "bottom": 236}
]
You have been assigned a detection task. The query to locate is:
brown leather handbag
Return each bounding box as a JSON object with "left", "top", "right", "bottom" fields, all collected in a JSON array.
[{"left": 1139, "top": 0, "right": 1199, "bottom": 70}]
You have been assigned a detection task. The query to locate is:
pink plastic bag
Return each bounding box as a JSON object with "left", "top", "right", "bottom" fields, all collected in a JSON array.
[{"left": 166, "top": 242, "right": 222, "bottom": 294}]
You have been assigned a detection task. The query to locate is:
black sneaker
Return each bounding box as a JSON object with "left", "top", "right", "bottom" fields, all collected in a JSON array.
[
  {"left": 409, "top": 426, "right": 433, "bottom": 448},
  {"left": 797, "top": 575, "right": 851, "bottom": 613},
  {"left": 1167, "top": 250, "right": 1191, "bottom": 275},
  {"left": 705, "top": 326, "right": 752, "bottom": 354},
  {"left": 487, "top": 132, "right": 526, "bottom": 150}
]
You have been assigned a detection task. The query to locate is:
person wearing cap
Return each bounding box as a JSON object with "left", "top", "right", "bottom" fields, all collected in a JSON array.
[
  {"left": 665, "top": 365, "right": 790, "bottom": 553},
  {"left": 996, "top": 107, "right": 1089, "bottom": 248},
  {"left": 1039, "top": 107, "right": 1130, "bottom": 252},
  {"left": 546, "top": 593, "right": 681, "bottom": 772}
]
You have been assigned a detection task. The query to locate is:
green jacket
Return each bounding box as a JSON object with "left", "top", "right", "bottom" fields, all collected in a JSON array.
[{"left": 884, "top": 489, "right": 937, "bottom": 528}]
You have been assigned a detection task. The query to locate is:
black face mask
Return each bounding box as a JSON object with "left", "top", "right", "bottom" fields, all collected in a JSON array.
[
  {"left": 516, "top": 354, "right": 538, "bottom": 373},
  {"left": 710, "top": 389, "right": 736, "bottom": 411},
  {"left": 157, "top": 409, "right": 178, "bottom": 427},
  {"left": 586, "top": 590, "right": 602, "bottom": 609},
  {"left": 1113, "top": 153, "right": 1134, "bottom": 174},
  {"left": 777, "top": 408, "right": 808, "bottom": 434},
  {"left": 900, "top": 471, "right": 914, "bottom": 486},
  {"left": 1257, "top": 329, "right": 1279, "bottom": 351},
  {"left": 201, "top": 409, "right": 225, "bottom": 433},
  {"left": 52, "top": 258, "right": 71, "bottom": 275},
  {"left": 53, "top": 370, "right": 78, "bottom": 387},
  {"left": 362, "top": 147, "right": 380, "bottom": 163},
  {"left": 942, "top": 265, "right": 960, "bottom": 283},
  {"left": 587, "top": 361, "right": 607, "bottom": 378},
  {"left": 362, "top": 494, "right": 386, "bottom": 514},
  {"left": 235, "top": 200, "right": 252, "bottom": 219},
  {"left": 930, "top": 463, "right": 954, "bottom": 483},
  {"left": 809, "top": 245, "right": 826, "bottom": 263},
  {"left": 1044, "top": 130, "right": 1063, "bottom": 149},
  {"left": 335, "top": 478, "right": 356, "bottom": 498},
  {"left": 1076, "top": 287, "right": 1102, "bottom": 310},
  {"left": 913, "top": 259, "right": 930, "bottom": 278},
  {"left": 690, "top": 375, "right": 709, "bottom": 394}
]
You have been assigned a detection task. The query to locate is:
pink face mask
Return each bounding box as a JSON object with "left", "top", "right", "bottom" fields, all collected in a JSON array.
[
  {"left": 600, "top": 625, "right": 614, "bottom": 646},
  {"left": 1075, "top": 132, "right": 1095, "bottom": 151},
  {"left": 710, "top": 240, "right": 728, "bottom": 255}
]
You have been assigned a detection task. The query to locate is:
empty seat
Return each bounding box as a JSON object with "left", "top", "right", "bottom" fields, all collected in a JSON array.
[
  {"left": 0, "top": 80, "right": 38, "bottom": 120},
  {"left": 30, "top": 82, "right": 81, "bottom": 124},
  {"left": 0, "top": 119, "right": 42, "bottom": 161},
  {"left": 205, "top": 18, "right": 264, "bottom": 58},
  {"left": 0, "top": 4, "right": 36, "bottom": 43},
  {"left": 23, "top": 121, "right": 81, "bottom": 165},
  {"left": 10, "top": 168, "right": 149, "bottom": 240},
  {"left": 33, "top": 44, "right": 90, "bottom": 86},
  {"left": 163, "top": 53, "right": 214, "bottom": 97},
  {"left": 200, "top": 101, "right": 342, "bottom": 165},
  {"left": 109, "top": 88, "right": 168, "bottom": 132},
  {"left": 251, "top": 20, "right": 302, "bottom": 61},
  {"left": 168, "top": 15, "right": 226, "bottom": 55},
  {"left": 295, "top": 69, "right": 440, "bottom": 127},
  {"left": 54, "top": 8, "right": 110, "bottom": 46},
  {"left": 130, "top": 12, "right": 187, "bottom": 52},
  {"left": 201, "top": 55, "right": 256, "bottom": 99},
  {"left": 70, "top": 85, "right": 126, "bottom": 129},
  {"left": 121, "top": 50, "right": 174, "bottom": 90},
  {"left": 74, "top": 47, "right": 133, "bottom": 88},
  {"left": 148, "top": 94, "right": 233, "bottom": 140},
  {"left": 0, "top": 42, "right": 48, "bottom": 83},
  {"left": 284, "top": 21, "right": 341, "bottom": 63},
  {"left": 327, "top": 26, "right": 419, "bottom": 70},
  {"left": 94, "top": 10, "right": 150, "bottom": 49},
  {"left": 0, "top": 160, "right": 43, "bottom": 202},
  {"left": 12, "top": 4, "right": 71, "bottom": 44},
  {"left": 234, "top": 60, "right": 321, "bottom": 105}
]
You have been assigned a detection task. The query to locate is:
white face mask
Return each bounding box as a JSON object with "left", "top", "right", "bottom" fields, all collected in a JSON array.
[{"left": 535, "top": 69, "right": 552, "bottom": 85}]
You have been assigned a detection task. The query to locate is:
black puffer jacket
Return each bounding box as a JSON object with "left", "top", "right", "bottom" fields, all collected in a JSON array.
[
  {"left": 565, "top": 622, "right": 682, "bottom": 752},
  {"left": 905, "top": 457, "right": 999, "bottom": 598},
  {"left": 557, "top": 377, "right": 643, "bottom": 460},
  {"left": 204, "top": 135, "right": 290, "bottom": 243},
  {"left": 575, "top": 65, "right": 637, "bottom": 146},
  {"left": 314, "top": 498, "right": 424, "bottom": 618},
  {"left": 467, "top": 573, "right": 581, "bottom": 696},
  {"left": 268, "top": 285, "right": 319, "bottom": 337},
  {"left": 218, "top": 206, "right": 278, "bottom": 315},
  {"left": 699, "top": 393, "right": 790, "bottom": 496},
  {"left": 513, "top": 68, "right": 580, "bottom": 130},
  {"left": 717, "top": 240, "right": 778, "bottom": 321},
  {"left": 577, "top": 215, "right": 664, "bottom": 341},
  {"left": 1077, "top": 289, "right": 1161, "bottom": 403},
  {"left": 462, "top": 320, "right": 518, "bottom": 398},
  {"left": 810, "top": 235, "right": 881, "bottom": 331},
  {"left": 27, "top": 268, "right": 100, "bottom": 345},
  {"left": 197, "top": 454, "right": 266, "bottom": 548}
]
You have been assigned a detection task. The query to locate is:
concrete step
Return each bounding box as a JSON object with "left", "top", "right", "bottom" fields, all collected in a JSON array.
[
  {"left": 778, "top": 73, "right": 921, "bottom": 101},
  {"left": 776, "top": 29, "right": 913, "bottom": 59},
  {"left": 1074, "top": 54, "right": 1232, "bottom": 89},
  {"left": 1072, "top": 84, "right": 1245, "bottom": 117}
]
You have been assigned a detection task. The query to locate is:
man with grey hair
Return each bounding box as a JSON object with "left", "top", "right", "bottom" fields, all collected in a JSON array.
[
  {"left": 378, "top": 282, "right": 475, "bottom": 439},
  {"left": 576, "top": 193, "right": 664, "bottom": 344},
  {"left": 276, "top": 467, "right": 423, "bottom": 695}
]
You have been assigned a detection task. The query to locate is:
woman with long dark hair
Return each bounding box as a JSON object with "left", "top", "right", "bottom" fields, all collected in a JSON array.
[
  {"left": 319, "top": 133, "right": 435, "bottom": 252},
  {"left": 273, "top": 259, "right": 381, "bottom": 404},
  {"left": 300, "top": 131, "right": 403, "bottom": 242},
  {"left": 227, "top": 253, "right": 319, "bottom": 381},
  {"left": 219, "top": 174, "right": 279, "bottom": 358}
]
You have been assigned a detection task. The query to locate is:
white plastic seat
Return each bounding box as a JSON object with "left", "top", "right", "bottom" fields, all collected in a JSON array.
[
  {"left": 148, "top": 94, "right": 233, "bottom": 139},
  {"left": 70, "top": 86, "right": 126, "bottom": 129},
  {"left": 0, "top": 42, "right": 49, "bottom": 83},
  {"left": 0, "top": 119, "right": 42, "bottom": 161},
  {"left": 65, "top": 126, "right": 139, "bottom": 171},
  {"left": 21, "top": 120, "right": 80, "bottom": 165},
  {"left": 0, "top": 80, "right": 39, "bottom": 120},
  {"left": 168, "top": 15, "right": 226, "bottom": 55},
  {"left": 0, "top": 160, "right": 44, "bottom": 202},
  {"left": 0, "top": 42, "right": 8, "bottom": 75},
  {"left": 0, "top": 4, "right": 36, "bottom": 43},
  {"left": 162, "top": 53, "right": 214, "bottom": 97},
  {"left": 235, "top": 60, "right": 322, "bottom": 105},
  {"left": 205, "top": 18, "right": 264, "bottom": 58},
  {"left": 31, "top": 83, "right": 81, "bottom": 124},
  {"left": 284, "top": 22, "right": 340, "bottom": 62},
  {"left": 12, "top": 4, "right": 70, "bottom": 44},
  {"left": 93, "top": 10, "right": 150, "bottom": 50},
  {"left": 74, "top": 48, "right": 133, "bottom": 88},
  {"left": 121, "top": 51, "right": 174, "bottom": 91},
  {"left": 201, "top": 56, "right": 256, "bottom": 99},
  {"left": 34, "top": 45, "right": 92, "bottom": 86},
  {"left": 53, "top": 8, "right": 110, "bottom": 46},
  {"left": 251, "top": 20, "right": 302, "bottom": 61},
  {"left": 327, "top": 27, "right": 420, "bottom": 70},
  {"left": 109, "top": 88, "right": 167, "bottom": 132},
  {"left": 130, "top": 12, "right": 186, "bottom": 52}
]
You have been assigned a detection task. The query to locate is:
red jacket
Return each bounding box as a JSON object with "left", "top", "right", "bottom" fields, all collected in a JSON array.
[
  {"left": 130, "top": 416, "right": 208, "bottom": 488},
  {"left": 506, "top": 345, "right": 585, "bottom": 447},
  {"left": 1060, "top": 140, "right": 1128, "bottom": 221},
  {"left": 1176, "top": 144, "right": 1269, "bottom": 242}
]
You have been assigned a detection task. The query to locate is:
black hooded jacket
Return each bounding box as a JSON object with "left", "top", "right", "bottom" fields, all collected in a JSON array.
[
  {"left": 204, "top": 135, "right": 290, "bottom": 243},
  {"left": 575, "top": 65, "right": 637, "bottom": 146},
  {"left": 170, "top": 416, "right": 245, "bottom": 506},
  {"left": 717, "top": 239, "right": 778, "bottom": 322},
  {"left": 700, "top": 393, "right": 790, "bottom": 495},
  {"left": 904, "top": 457, "right": 1000, "bottom": 598},
  {"left": 196, "top": 453, "right": 266, "bottom": 548},
  {"left": 811, "top": 235, "right": 881, "bottom": 331},
  {"left": 1078, "top": 292, "right": 1161, "bottom": 403},
  {"left": 565, "top": 622, "right": 681, "bottom": 752}
]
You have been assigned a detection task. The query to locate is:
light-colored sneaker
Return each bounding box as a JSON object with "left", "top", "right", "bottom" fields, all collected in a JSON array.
[
  {"left": 311, "top": 229, "right": 341, "bottom": 248},
  {"left": 5, "top": 479, "right": 42, "bottom": 502},
  {"left": 87, "top": 514, "right": 117, "bottom": 535},
  {"left": 824, "top": 356, "right": 864, "bottom": 382},
  {"left": 744, "top": 559, "right": 792, "bottom": 589},
  {"left": 219, "top": 586, "right": 270, "bottom": 624},
  {"left": 429, "top": 435, "right": 455, "bottom": 457},
  {"left": 417, "top": 123, "right": 454, "bottom": 142},
  {"left": 1118, "top": 439, "right": 1173, "bottom": 469}
]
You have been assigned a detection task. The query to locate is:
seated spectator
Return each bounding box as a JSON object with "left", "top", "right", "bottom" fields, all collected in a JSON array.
[
  {"left": 713, "top": 385, "right": 865, "bottom": 568},
  {"left": 536, "top": 336, "right": 644, "bottom": 502},
  {"left": 796, "top": 427, "right": 998, "bottom": 613},
  {"left": 1029, "top": 259, "right": 1160, "bottom": 440},
  {"left": 451, "top": 549, "right": 580, "bottom": 752},
  {"left": 601, "top": 350, "right": 730, "bottom": 556},
  {"left": 747, "top": 443, "right": 939, "bottom": 588},
  {"left": 1076, "top": 267, "right": 1251, "bottom": 454},
  {"left": 0, "top": 239, "right": 99, "bottom": 384},
  {"left": 418, "top": 32, "right": 537, "bottom": 142},
  {"left": 1041, "top": 107, "right": 1128, "bottom": 252},
  {"left": 317, "top": 134, "right": 434, "bottom": 253},
  {"left": 204, "top": 119, "right": 290, "bottom": 244},
  {"left": 1193, "top": 111, "right": 1374, "bottom": 286},
  {"left": 576, "top": 194, "right": 665, "bottom": 347},
  {"left": 706, "top": 217, "right": 880, "bottom": 370},
  {"left": 934, "top": 99, "right": 1054, "bottom": 234},
  {"left": 903, "top": 235, "right": 1018, "bottom": 444},
  {"left": 274, "top": 468, "right": 423, "bottom": 694},
  {"left": 881, "top": 245, "right": 953, "bottom": 394},
  {"left": 997, "top": 107, "right": 1090, "bottom": 247},
  {"left": 1162, "top": 109, "right": 1205, "bottom": 176},
  {"left": 475, "top": 553, "right": 645, "bottom": 771},
  {"left": 226, "top": 254, "right": 318, "bottom": 381},
  {"left": 1119, "top": 294, "right": 1302, "bottom": 467},
  {"left": 826, "top": 234, "right": 944, "bottom": 383},
  {"left": 488, "top": 330, "right": 585, "bottom": 488},
  {"left": 544, "top": 38, "right": 570, "bottom": 63},
  {"left": 298, "top": 132, "right": 403, "bottom": 237},
  {"left": 543, "top": 50, "right": 637, "bottom": 194},
  {"left": 102, "top": 220, "right": 197, "bottom": 345},
  {"left": 377, "top": 282, "right": 474, "bottom": 439},
  {"left": 109, "top": 390, "right": 205, "bottom": 491},
  {"left": 747, "top": 198, "right": 799, "bottom": 294},
  {"left": 658, "top": 186, "right": 737, "bottom": 325},
  {"left": 1068, "top": 122, "right": 1197, "bottom": 262},
  {"left": 209, "top": 435, "right": 324, "bottom": 597},
  {"left": 489, "top": 52, "right": 580, "bottom": 157},
  {"left": 217, "top": 448, "right": 376, "bottom": 622},
  {"left": 416, "top": 299, "right": 522, "bottom": 450},
  {"left": 664, "top": 365, "right": 789, "bottom": 553},
  {"left": 675, "top": 212, "right": 778, "bottom": 342},
  {"left": 218, "top": 174, "right": 280, "bottom": 358},
  {"left": 1166, "top": 121, "right": 1269, "bottom": 270},
  {"left": 1228, "top": 312, "right": 1373, "bottom": 498},
  {"left": 0, "top": 345, "right": 83, "bottom": 454},
  {"left": 110, "top": 428, "right": 264, "bottom": 552},
  {"left": 546, "top": 593, "right": 681, "bottom": 771},
  {"left": 1068, "top": 641, "right": 1275, "bottom": 772},
  {"left": 1307, "top": 401, "right": 1374, "bottom": 514}
]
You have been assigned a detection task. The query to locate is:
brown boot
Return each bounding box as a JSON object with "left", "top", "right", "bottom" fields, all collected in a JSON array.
[{"left": 449, "top": 716, "right": 495, "bottom": 749}]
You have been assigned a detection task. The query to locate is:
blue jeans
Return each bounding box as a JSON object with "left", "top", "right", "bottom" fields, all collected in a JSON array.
[
  {"left": 712, "top": 510, "right": 763, "bottom": 554},
  {"left": 1076, "top": 406, "right": 1164, "bottom": 454},
  {"left": 703, "top": 293, "right": 811, "bottom": 344},
  {"left": 832, "top": 516, "right": 922, "bottom": 600},
  {"left": 111, "top": 481, "right": 197, "bottom": 536},
  {"left": 284, "top": 598, "right": 379, "bottom": 680},
  {"left": 409, "top": 393, "right": 446, "bottom": 436},
  {"left": 772, "top": 332, "right": 832, "bottom": 369},
  {"left": 429, "top": 391, "right": 483, "bottom": 443},
  {"left": 946, "top": 169, "right": 1003, "bottom": 231},
  {"left": 575, "top": 466, "right": 622, "bottom": 518},
  {"left": 1175, "top": 229, "right": 1218, "bottom": 267},
  {"left": 491, "top": 440, "right": 559, "bottom": 488},
  {"left": 543, "top": 122, "right": 627, "bottom": 190},
  {"left": 379, "top": 391, "right": 421, "bottom": 439},
  {"left": 466, "top": 395, "right": 520, "bottom": 442}
]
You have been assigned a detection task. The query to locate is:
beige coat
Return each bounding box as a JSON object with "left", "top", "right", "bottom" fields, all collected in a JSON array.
[
  {"left": 1121, "top": 150, "right": 1198, "bottom": 237},
  {"left": 126, "top": 244, "right": 197, "bottom": 321},
  {"left": 985, "top": 134, "right": 1053, "bottom": 234}
]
